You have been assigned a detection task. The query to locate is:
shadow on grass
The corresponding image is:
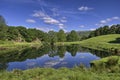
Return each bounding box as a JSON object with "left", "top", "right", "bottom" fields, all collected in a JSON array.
[{"left": 109, "top": 38, "right": 120, "bottom": 43}]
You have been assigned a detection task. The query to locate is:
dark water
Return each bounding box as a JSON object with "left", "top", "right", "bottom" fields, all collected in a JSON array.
[{"left": 0, "top": 45, "right": 112, "bottom": 71}]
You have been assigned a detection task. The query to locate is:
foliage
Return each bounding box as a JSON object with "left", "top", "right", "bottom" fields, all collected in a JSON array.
[
  {"left": 89, "top": 24, "right": 120, "bottom": 38},
  {"left": 67, "top": 30, "right": 80, "bottom": 42},
  {"left": 57, "top": 29, "right": 66, "bottom": 42}
]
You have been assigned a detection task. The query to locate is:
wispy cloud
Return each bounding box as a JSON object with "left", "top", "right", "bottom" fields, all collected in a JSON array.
[
  {"left": 96, "top": 16, "right": 120, "bottom": 26},
  {"left": 32, "top": 10, "right": 46, "bottom": 18},
  {"left": 79, "top": 25, "right": 85, "bottom": 28},
  {"left": 58, "top": 23, "right": 64, "bottom": 29},
  {"left": 78, "top": 6, "right": 93, "bottom": 11},
  {"left": 90, "top": 28, "right": 96, "bottom": 31},
  {"left": 43, "top": 17, "right": 60, "bottom": 24},
  {"left": 26, "top": 19, "right": 36, "bottom": 23},
  {"left": 51, "top": 8, "right": 59, "bottom": 16},
  {"left": 60, "top": 19, "right": 67, "bottom": 23},
  {"left": 32, "top": 10, "right": 67, "bottom": 30},
  {"left": 32, "top": 10, "right": 60, "bottom": 24},
  {"left": 36, "top": 27, "right": 53, "bottom": 32}
]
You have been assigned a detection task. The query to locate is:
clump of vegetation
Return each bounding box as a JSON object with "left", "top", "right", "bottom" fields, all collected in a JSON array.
[{"left": 91, "top": 56, "right": 120, "bottom": 72}]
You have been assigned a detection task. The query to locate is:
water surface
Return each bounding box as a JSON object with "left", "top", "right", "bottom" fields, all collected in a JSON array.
[{"left": 0, "top": 45, "right": 112, "bottom": 71}]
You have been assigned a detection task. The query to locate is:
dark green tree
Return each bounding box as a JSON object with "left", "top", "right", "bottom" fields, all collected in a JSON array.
[
  {"left": 48, "top": 31, "right": 58, "bottom": 45},
  {"left": 67, "top": 30, "right": 80, "bottom": 41},
  {"left": 109, "top": 25, "right": 116, "bottom": 34},
  {"left": 57, "top": 29, "right": 66, "bottom": 42},
  {"left": 7, "top": 26, "right": 20, "bottom": 41},
  {"left": 0, "top": 24, "right": 8, "bottom": 40}
]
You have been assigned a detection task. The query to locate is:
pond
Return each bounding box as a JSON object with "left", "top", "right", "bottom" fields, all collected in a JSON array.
[{"left": 0, "top": 45, "right": 112, "bottom": 71}]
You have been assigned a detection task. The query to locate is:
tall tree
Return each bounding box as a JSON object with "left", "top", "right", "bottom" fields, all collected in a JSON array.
[
  {"left": 67, "top": 30, "right": 80, "bottom": 41},
  {"left": 7, "top": 26, "right": 19, "bottom": 41},
  {"left": 48, "top": 31, "right": 58, "bottom": 45},
  {"left": 57, "top": 29, "right": 66, "bottom": 42}
]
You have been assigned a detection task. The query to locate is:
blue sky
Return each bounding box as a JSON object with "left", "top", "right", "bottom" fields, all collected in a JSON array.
[{"left": 0, "top": 0, "right": 120, "bottom": 32}]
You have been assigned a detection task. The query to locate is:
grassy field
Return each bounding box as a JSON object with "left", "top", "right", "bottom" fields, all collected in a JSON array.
[
  {"left": 0, "top": 40, "right": 42, "bottom": 54},
  {"left": 0, "top": 56, "right": 120, "bottom": 80},
  {"left": 57, "top": 34, "right": 120, "bottom": 53}
]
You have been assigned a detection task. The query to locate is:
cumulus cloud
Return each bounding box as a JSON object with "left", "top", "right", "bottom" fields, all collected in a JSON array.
[
  {"left": 78, "top": 6, "right": 93, "bottom": 11},
  {"left": 96, "top": 16, "right": 120, "bottom": 26},
  {"left": 26, "top": 19, "right": 36, "bottom": 23}
]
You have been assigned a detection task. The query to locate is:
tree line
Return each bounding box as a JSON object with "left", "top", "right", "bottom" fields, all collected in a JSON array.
[
  {"left": 89, "top": 24, "right": 120, "bottom": 38},
  {"left": 0, "top": 15, "right": 80, "bottom": 44}
]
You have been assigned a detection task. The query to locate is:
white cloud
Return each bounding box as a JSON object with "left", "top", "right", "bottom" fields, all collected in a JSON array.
[
  {"left": 112, "top": 16, "right": 120, "bottom": 20},
  {"left": 32, "top": 11, "right": 46, "bottom": 18},
  {"left": 60, "top": 19, "right": 67, "bottom": 23},
  {"left": 26, "top": 19, "right": 36, "bottom": 23},
  {"left": 51, "top": 8, "right": 59, "bottom": 16},
  {"left": 100, "top": 20, "right": 107, "bottom": 24},
  {"left": 60, "top": 17, "right": 67, "bottom": 23},
  {"left": 43, "top": 17, "right": 60, "bottom": 24},
  {"left": 106, "top": 18, "right": 112, "bottom": 21},
  {"left": 32, "top": 10, "right": 60, "bottom": 25},
  {"left": 96, "top": 16, "right": 120, "bottom": 27},
  {"left": 78, "top": 6, "right": 93, "bottom": 11},
  {"left": 58, "top": 23, "right": 64, "bottom": 29},
  {"left": 36, "top": 27, "right": 53, "bottom": 32},
  {"left": 79, "top": 25, "right": 85, "bottom": 28},
  {"left": 90, "top": 28, "right": 96, "bottom": 31}
]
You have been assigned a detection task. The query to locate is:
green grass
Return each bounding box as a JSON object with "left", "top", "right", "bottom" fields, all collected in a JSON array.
[
  {"left": 57, "top": 34, "right": 120, "bottom": 52},
  {"left": 0, "top": 65, "right": 120, "bottom": 80},
  {"left": 0, "top": 40, "right": 42, "bottom": 54},
  {"left": 91, "top": 56, "right": 120, "bottom": 72}
]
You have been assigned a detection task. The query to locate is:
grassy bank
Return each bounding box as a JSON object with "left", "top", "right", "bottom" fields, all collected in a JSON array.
[
  {"left": 57, "top": 34, "right": 120, "bottom": 53},
  {"left": 91, "top": 56, "right": 120, "bottom": 72},
  {"left": 0, "top": 40, "right": 42, "bottom": 54}
]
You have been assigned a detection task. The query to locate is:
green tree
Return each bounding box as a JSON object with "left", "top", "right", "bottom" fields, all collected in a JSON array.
[
  {"left": 109, "top": 25, "right": 116, "bottom": 34},
  {"left": 7, "top": 26, "right": 20, "bottom": 41},
  {"left": 116, "top": 24, "right": 120, "bottom": 34},
  {"left": 67, "top": 30, "right": 80, "bottom": 41},
  {"left": 57, "top": 29, "right": 66, "bottom": 42},
  {"left": 48, "top": 31, "right": 58, "bottom": 45}
]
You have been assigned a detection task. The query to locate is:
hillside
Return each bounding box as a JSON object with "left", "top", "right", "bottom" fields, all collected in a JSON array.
[{"left": 80, "top": 34, "right": 120, "bottom": 52}]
